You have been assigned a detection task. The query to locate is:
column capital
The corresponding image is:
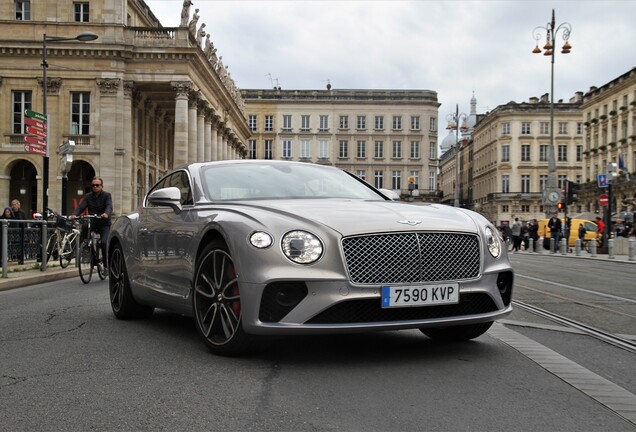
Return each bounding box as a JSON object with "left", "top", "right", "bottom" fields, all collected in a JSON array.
[
  {"left": 96, "top": 78, "right": 121, "bottom": 95},
  {"left": 171, "top": 81, "right": 193, "bottom": 98}
]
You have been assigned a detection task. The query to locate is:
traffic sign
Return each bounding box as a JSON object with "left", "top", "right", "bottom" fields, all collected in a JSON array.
[
  {"left": 24, "top": 135, "right": 46, "bottom": 146},
  {"left": 24, "top": 144, "right": 47, "bottom": 156},
  {"left": 25, "top": 126, "right": 47, "bottom": 138},
  {"left": 24, "top": 117, "right": 47, "bottom": 131},
  {"left": 25, "top": 109, "right": 47, "bottom": 122},
  {"left": 598, "top": 174, "right": 608, "bottom": 188},
  {"left": 599, "top": 194, "right": 609, "bottom": 207}
]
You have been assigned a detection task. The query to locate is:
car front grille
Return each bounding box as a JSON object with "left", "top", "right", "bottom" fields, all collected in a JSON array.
[
  {"left": 306, "top": 293, "right": 497, "bottom": 324},
  {"left": 342, "top": 232, "right": 480, "bottom": 284}
]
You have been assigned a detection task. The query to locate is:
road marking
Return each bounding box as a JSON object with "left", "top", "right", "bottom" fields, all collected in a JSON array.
[
  {"left": 489, "top": 322, "right": 636, "bottom": 426},
  {"left": 516, "top": 274, "right": 636, "bottom": 304}
]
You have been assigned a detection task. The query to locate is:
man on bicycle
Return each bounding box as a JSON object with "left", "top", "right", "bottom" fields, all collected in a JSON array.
[{"left": 70, "top": 177, "right": 113, "bottom": 269}]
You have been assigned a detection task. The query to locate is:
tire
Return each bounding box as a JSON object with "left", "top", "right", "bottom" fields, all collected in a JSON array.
[
  {"left": 46, "top": 235, "right": 58, "bottom": 262},
  {"left": 109, "top": 243, "right": 154, "bottom": 319},
  {"left": 96, "top": 240, "right": 107, "bottom": 280},
  {"left": 78, "top": 238, "right": 93, "bottom": 284},
  {"left": 59, "top": 236, "right": 74, "bottom": 268},
  {"left": 420, "top": 322, "right": 493, "bottom": 342},
  {"left": 193, "top": 240, "right": 254, "bottom": 356}
]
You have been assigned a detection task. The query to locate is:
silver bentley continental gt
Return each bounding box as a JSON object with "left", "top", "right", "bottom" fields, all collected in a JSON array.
[{"left": 108, "top": 160, "right": 513, "bottom": 356}]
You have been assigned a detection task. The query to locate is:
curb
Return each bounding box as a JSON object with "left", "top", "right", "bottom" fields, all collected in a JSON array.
[{"left": 0, "top": 268, "right": 78, "bottom": 292}]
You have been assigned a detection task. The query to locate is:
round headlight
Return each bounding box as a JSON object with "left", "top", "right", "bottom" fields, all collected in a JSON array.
[
  {"left": 485, "top": 226, "right": 501, "bottom": 258},
  {"left": 250, "top": 231, "right": 273, "bottom": 249},
  {"left": 281, "top": 231, "right": 323, "bottom": 264}
]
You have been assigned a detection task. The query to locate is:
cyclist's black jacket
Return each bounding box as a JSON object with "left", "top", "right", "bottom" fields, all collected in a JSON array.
[{"left": 73, "top": 190, "right": 113, "bottom": 227}]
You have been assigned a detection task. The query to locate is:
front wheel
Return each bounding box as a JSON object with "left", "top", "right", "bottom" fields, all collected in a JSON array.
[
  {"left": 78, "top": 238, "right": 93, "bottom": 284},
  {"left": 193, "top": 240, "right": 254, "bottom": 356},
  {"left": 59, "top": 236, "right": 74, "bottom": 268},
  {"left": 420, "top": 322, "right": 493, "bottom": 342},
  {"left": 95, "top": 240, "right": 106, "bottom": 280},
  {"left": 109, "top": 243, "right": 154, "bottom": 319}
]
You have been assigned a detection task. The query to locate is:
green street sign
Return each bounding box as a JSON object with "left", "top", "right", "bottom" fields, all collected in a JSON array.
[{"left": 24, "top": 109, "right": 47, "bottom": 122}]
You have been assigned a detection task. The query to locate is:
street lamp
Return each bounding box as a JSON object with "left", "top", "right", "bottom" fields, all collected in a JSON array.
[
  {"left": 41, "top": 32, "right": 98, "bottom": 216},
  {"left": 446, "top": 104, "right": 468, "bottom": 207},
  {"left": 532, "top": 9, "right": 572, "bottom": 215}
]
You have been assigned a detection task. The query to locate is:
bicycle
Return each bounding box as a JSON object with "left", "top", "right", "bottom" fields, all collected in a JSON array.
[
  {"left": 45, "top": 212, "right": 78, "bottom": 268},
  {"left": 77, "top": 215, "right": 107, "bottom": 284}
]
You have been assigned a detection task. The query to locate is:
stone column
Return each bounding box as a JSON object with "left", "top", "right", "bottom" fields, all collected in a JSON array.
[
  {"left": 204, "top": 109, "right": 213, "bottom": 162},
  {"left": 216, "top": 125, "right": 224, "bottom": 161},
  {"left": 188, "top": 92, "right": 199, "bottom": 164},
  {"left": 121, "top": 81, "right": 135, "bottom": 213},
  {"left": 171, "top": 81, "right": 191, "bottom": 167},
  {"left": 96, "top": 78, "right": 121, "bottom": 211},
  {"left": 197, "top": 100, "right": 206, "bottom": 163}
]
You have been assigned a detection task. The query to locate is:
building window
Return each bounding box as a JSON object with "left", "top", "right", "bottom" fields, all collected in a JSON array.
[
  {"left": 558, "top": 145, "right": 567, "bottom": 162},
  {"left": 319, "top": 140, "right": 329, "bottom": 158},
  {"left": 339, "top": 140, "right": 349, "bottom": 158},
  {"left": 392, "top": 171, "right": 401, "bottom": 190},
  {"left": 501, "top": 145, "right": 510, "bottom": 162},
  {"left": 521, "top": 205, "right": 530, "bottom": 212},
  {"left": 558, "top": 122, "right": 568, "bottom": 134},
  {"left": 539, "top": 175, "right": 548, "bottom": 193},
  {"left": 409, "top": 171, "right": 420, "bottom": 189},
  {"left": 319, "top": 115, "right": 329, "bottom": 131},
  {"left": 264, "top": 115, "right": 273, "bottom": 132},
  {"left": 392, "top": 140, "right": 402, "bottom": 158},
  {"left": 429, "top": 142, "right": 436, "bottom": 160},
  {"left": 540, "top": 145, "right": 548, "bottom": 162},
  {"left": 558, "top": 175, "right": 567, "bottom": 189},
  {"left": 12, "top": 91, "right": 32, "bottom": 134},
  {"left": 282, "top": 115, "right": 292, "bottom": 131},
  {"left": 576, "top": 122, "right": 583, "bottom": 134},
  {"left": 540, "top": 122, "right": 549, "bottom": 135},
  {"left": 300, "top": 140, "right": 310, "bottom": 158},
  {"left": 356, "top": 170, "right": 366, "bottom": 181},
  {"left": 264, "top": 140, "right": 273, "bottom": 160},
  {"left": 521, "top": 175, "right": 530, "bottom": 193},
  {"left": 521, "top": 122, "right": 531, "bottom": 135},
  {"left": 429, "top": 117, "right": 437, "bottom": 132},
  {"left": 248, "top": 139, "right": 256, "bottom": 159},
  {"left": 356, "top": 115, "right": 366, "bottom": 130},
  {"left": 502, "top": 205, "right": 509, "bottom": 213},
  {"left": 374, "top": 140, "right": 384, "bottom": 158},
  {"left": 429, "top": 172, "right": 435, "bottom": 191},
  {"left": 502, "top": 122, "right": 510, "bottom": 135},
  {"left": 282, "top": 140, "right": 292, "bottom": 159},
  {"left": 410, "top": 141, "right": 420, "bottom": 159},
  {"left": 356, "top": 140, "right": 366, "bottom": 158},
  {"left": 74, "top": 2, "right": 90, "bottom": 22},
  {"left": 374, "top": 116, "right": 384, "bottom": 130},
  {"left": 339, "top": 115, "right": 348, "bottom": 129},
  {"left": 411, "top": 116, "right": 420, "bottom": 130},
  {"left": 301, "top": 115, "right": 310, "bottom": 131},
  {"left": 576, "top": 145, "right": 582, "bottom": 162},
  {"left": 392, "top": 116, "right": 402, "bottom": 130},
  {"left": 521, "top": 145, "right": 531, "bottom": 162},
  {"left": 15, "top": 1, "right": 30, "bottom": 20},
  {"left": 248, "top": 115, "right": 257, "bottom": 132},
  {"left": 71, "top": 92, "right": 90, "bottom": 135},
  {"left": 374, "top": 170, "right": 384, "bottom": 189},
  {"left": 502, "top": 175, "right": 509, "bottom": 193}
]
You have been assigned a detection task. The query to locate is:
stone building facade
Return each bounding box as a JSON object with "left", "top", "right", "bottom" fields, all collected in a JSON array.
[
  {"left": 0, "top": 0, "right": 250, "bottom": 216},
  {"left": 240, "top": 88, "right": 440, "bottom": 199}
]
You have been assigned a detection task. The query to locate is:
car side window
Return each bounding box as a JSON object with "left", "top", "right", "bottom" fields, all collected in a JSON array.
[{"left": 164, "top": 171, "right": 193, "bottom": 206}]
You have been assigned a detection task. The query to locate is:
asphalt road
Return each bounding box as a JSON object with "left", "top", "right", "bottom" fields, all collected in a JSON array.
[{"left": 1, "top": 262, "right": 635, "bottom": 431}]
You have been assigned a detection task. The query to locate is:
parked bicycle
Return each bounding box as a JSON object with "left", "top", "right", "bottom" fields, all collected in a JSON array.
[
  {"left": 77, "top": 214, "right": 107, "bottom": 284},
  {"left": 45, "top": 211, "right": 79, "bottom": 268}
]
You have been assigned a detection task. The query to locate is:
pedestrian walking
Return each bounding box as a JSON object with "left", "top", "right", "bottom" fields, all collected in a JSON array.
[
  {"left": 548, "top": 212, "right": 562, "bottom": 253},
  {"left": 511, "top": 218, "right": 522, "bottom": 252}
]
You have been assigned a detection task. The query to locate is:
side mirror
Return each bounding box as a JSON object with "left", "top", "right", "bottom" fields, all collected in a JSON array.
[{"left": 147, "top": 187, "right": 182, "bottom": 214}]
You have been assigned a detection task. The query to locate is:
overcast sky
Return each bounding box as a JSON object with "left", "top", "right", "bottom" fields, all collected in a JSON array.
[{"left": 146, "top": 0, "right": 636, "bottom": 144}]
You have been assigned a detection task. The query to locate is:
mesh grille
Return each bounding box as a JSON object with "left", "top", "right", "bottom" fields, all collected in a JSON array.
[{"left": 342, "top": 232, "right": 480, "bottom": 284}]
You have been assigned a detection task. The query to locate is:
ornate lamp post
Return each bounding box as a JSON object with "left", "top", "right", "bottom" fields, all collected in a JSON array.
[
  {"left": 532, "top": 9, "right": 572, "bottom": 214},
  {"left": 446, "top": 104, "right": 468, "bottom": 207},
  {"left": 41, "top": 32, "right": 98, "bottom": 215}
]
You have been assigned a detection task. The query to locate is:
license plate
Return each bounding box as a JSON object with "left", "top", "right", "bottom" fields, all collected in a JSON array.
[{"left": 381, "top": 283, "right": 459, "bottom": 308}]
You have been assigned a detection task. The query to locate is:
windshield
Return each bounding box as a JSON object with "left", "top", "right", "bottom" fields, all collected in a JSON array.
[{"left": 200, "top": 162, "right": 384, "bottom": 201}]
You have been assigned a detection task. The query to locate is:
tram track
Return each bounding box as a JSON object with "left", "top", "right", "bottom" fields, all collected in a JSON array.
[{"left": 512, "top": 299, "right": 636, "bottom": 354}]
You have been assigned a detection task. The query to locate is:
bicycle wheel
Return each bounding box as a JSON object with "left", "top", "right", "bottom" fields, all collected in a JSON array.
[
  {"left": 59, "top": 234, "right": 75, "bottom": 268},
  {"left": 78, "top": 238, "right": 93, "bottom": 284},
  {"left": 46, "top": 233, "right": 58, "bottom": 262},
  {"left": 96, "top": 240, "right": 107, "bottom": 280}
]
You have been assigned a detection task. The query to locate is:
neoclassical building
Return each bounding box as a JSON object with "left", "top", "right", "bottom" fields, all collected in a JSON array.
[
  {"left": 241, "top": 88, "right": 440, "bottom": 199},
  {"left": 0, "top": 0, "right": 250, "bottom": 216}
]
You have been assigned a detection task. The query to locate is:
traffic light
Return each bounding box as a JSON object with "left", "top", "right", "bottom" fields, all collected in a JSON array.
[
  {"left": 557, "top": 201, "right": 564, "bottom": 211},
  {"left": 566, "top": 181, "right": 581, "bottom": 205}
]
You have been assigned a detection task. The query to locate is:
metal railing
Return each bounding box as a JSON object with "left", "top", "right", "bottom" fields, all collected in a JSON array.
[{"left": 1, "top": 219, "right": 51, "bottom": 278}]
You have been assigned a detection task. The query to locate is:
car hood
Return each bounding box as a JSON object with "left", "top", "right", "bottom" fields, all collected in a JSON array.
[{"left": 231, "top": 199, "right": 480, "bottom": 236}]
